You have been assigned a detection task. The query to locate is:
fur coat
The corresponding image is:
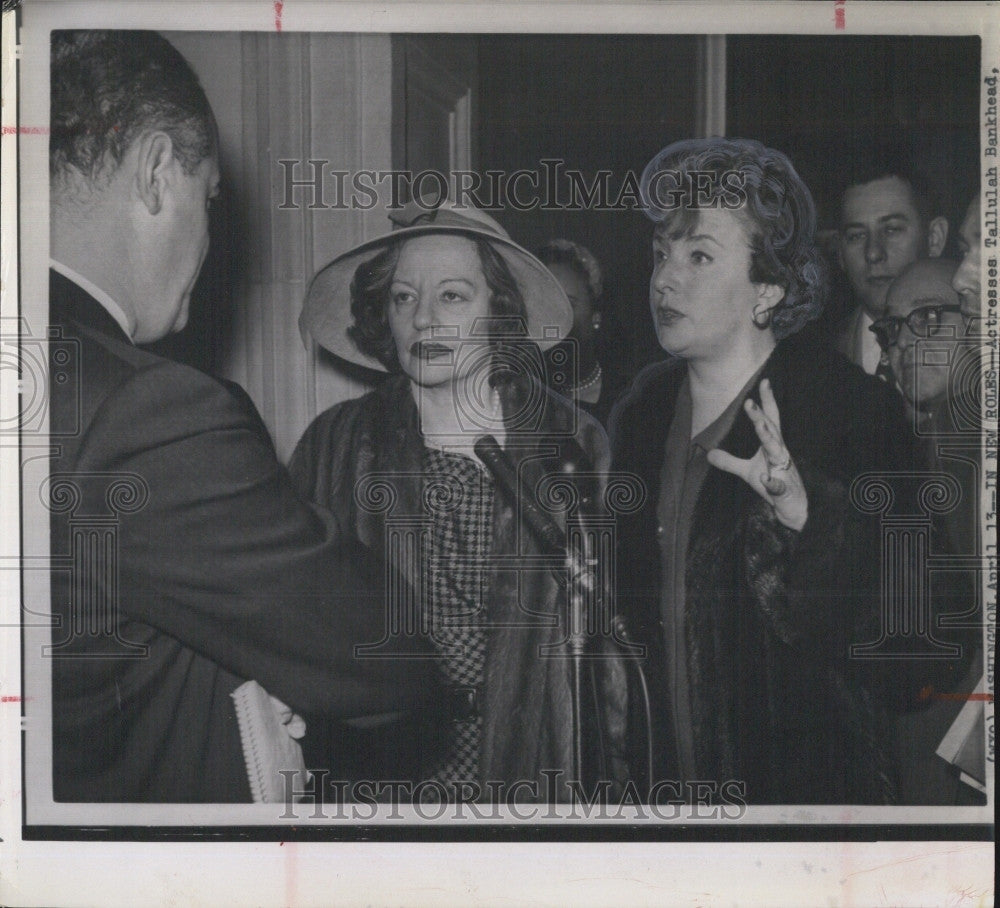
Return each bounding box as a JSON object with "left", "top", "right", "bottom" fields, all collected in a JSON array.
[
  {"left": 609, "top": 335, "right": 962, "bottom": 804},
  {"left": 290, "top": 372, "right": 629, "bottom": 801}
]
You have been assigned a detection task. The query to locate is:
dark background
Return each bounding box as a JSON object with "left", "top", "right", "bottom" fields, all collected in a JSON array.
[
  {"left": 729, "top": 35, "right": 980, "bottom": 236},
  {"left": 154, "top": 34, "right": 980, "bottom": 386},
  {"left": 476, "top": 35, "right": 700, "bottom": 373},
  {"left": 476, "top": 34, "right": 980, "bottom": 379}
]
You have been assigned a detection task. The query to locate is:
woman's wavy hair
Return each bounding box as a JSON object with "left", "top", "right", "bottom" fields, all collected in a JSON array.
[
  {"left": 347, "top": 234, "right": 528, "bottom": 372},
  {"left": 639, "top": 137, "right": 826, "bottom": 339}
]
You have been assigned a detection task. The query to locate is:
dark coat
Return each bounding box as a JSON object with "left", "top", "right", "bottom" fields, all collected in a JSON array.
[
  {"left": 46, "top": 271, "right": 439, "bottom": 802},
  {"left": 889, "top": 387, "right": 986, "bottom": 805},
  {"left": 289, "top": 373, "right": 629, "bottom": 800},
  {"left": 609, "top": 335, "right": 958, "bottom": 804}
]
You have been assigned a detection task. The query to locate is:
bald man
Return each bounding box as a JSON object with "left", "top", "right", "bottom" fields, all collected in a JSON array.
[
  {"left": 879, "top": 259, "right": 974, "bottom": 424},
  {"left": 874, "top": 258, "right": 985, "bottom": 805}
]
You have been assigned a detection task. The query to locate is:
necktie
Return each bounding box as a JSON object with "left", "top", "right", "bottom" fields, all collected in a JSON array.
[{"left": 875, "top": 356, "right": 893, "bottom": 384}]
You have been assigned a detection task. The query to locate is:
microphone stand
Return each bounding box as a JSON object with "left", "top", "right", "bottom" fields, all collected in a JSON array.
[
  {"left": 474, "top": 434, "right": 596, "bottom": 787},
  {"left": 566, "top": 517, "right": 594, "bottom": 787}
]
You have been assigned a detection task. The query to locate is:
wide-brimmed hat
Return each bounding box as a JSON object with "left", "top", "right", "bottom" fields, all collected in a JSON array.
[{"left": 300, "top": 197, "right": 573, "bottom": 371}]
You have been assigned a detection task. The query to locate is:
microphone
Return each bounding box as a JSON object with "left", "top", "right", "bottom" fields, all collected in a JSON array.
[
  {"left": 474, "top": 435, "right": 596, "bottom": 784},
  {"left": 473, "top": 435, "right": 566, "bottom": 555},
  {"left": 474, "top": 434, "right": 600, "bottom": 601},
  {"left": 474, "top": 438, "right": 653, "bottom": 787}
]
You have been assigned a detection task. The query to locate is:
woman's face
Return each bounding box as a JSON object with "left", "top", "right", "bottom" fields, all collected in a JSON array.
[
  {"left": 547, "top": 262, "right": 597, "bottom": 346},
  {"left": 387, "top": 234, "right": 493, "bottom": 387},
  {"left": 649, "top": 207, "right": 768, "bottom": 363}
]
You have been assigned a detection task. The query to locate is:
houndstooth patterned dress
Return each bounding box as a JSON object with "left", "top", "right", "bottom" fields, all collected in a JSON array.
[{"left": 421, "top": 446, "right": 494, "bottom": 798}]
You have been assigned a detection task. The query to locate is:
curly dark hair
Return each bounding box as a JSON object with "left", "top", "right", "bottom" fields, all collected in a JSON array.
[
  {"left": 51, "top": 31, "right": 215, "bottom": 184},
  {"left": 347, "top": 234, "right": 528, "bottom": 372},
  {"left": 640, "top": 137, "right": 826, "bottom": 339}
]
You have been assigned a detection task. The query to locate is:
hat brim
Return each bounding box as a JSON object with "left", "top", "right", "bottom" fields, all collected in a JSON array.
[{"left": 300, "top": 224, "right": 573, "bottom": 372}]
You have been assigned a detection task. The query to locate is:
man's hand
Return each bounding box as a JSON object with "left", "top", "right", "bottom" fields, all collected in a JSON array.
[{"left": 268, "top": 694, "right": 306, "bottom": 739}]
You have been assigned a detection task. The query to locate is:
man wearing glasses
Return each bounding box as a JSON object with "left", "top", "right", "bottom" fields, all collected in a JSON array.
[
  {"left": 870, "top": 257, "right": 985, "bottom": 805},
  {"left": 872, "top": 258, "right": 975, "bottom": 438}
]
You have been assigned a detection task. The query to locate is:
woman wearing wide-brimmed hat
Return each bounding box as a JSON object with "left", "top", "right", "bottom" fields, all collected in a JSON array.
[{"left": 290, "top": 199, "right": 629, "bottom": 803}]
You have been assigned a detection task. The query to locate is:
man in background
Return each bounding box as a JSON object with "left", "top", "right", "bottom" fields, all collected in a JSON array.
[
  {"left": 872, "top": 258, "right": 985, "bottom": 804},
  {"left": 834, "top": 160, "right": 949, "bottom": 375},
  {"left": 46, "top": 30, "right": 436, "bottom": 802},
  {"left": 953, "top": 195, "right": 982, "bottom": 321}
]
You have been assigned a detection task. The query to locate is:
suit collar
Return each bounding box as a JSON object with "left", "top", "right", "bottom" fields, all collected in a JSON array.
[
  {"left": 836, "top": 306, "right": 880, "bottom": 374},
  {"left": 49, "top": 269, "right": 133, "bottom": 346},
  {"left": 50, "top": 260, "right": 135, "bottom": 341}
]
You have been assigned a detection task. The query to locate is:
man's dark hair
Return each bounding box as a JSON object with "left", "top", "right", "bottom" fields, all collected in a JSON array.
[
  {"left": 837, "top": 135, "right": 942, "bottom": 227},
  {"left": 51, "top": 30, "right": 215, "bottom": 182}
]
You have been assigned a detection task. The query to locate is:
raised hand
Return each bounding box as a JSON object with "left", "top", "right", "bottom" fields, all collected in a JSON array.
[{"left": 705, "top": 378, "right": 808, "bottom": 531}]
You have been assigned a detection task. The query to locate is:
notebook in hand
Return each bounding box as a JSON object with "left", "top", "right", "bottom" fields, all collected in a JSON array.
[{"left": 231, "top": 680, "right": 311, "bottom": 804}]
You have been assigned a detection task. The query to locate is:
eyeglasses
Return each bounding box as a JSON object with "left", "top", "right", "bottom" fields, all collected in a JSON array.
[{"left": 869, "top": 304, "right": 964, "bottom": 350}]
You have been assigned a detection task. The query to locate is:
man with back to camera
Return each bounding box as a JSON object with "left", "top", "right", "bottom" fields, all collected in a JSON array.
[
  {"left": 46, "top": 30, "right": 438, "bottom": 802},
  {"left": 834, "top": 155, "right": 949, "bottom": 375}
]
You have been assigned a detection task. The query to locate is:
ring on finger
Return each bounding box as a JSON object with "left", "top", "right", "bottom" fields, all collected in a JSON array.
[{"left": 766, "top": 451, "right": 792, "bottom": 473}]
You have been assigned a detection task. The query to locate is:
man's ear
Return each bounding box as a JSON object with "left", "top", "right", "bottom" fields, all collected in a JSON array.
[
  {"left": 927, "top": 216, "right": 949, "bottom": 258},
  {"left": 133, "top": 132, "right": 176, "bottom": 216}
]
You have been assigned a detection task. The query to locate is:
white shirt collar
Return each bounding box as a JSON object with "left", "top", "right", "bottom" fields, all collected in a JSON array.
[
  {"left": 50, "top": 259, "right": 135, "bottom": 343},
  {"left": 852, "top": 309, "right": 881, "bottom": 375}
]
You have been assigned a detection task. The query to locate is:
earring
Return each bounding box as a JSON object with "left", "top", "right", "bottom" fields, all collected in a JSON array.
[
  {"left": 752, "top": 305, "right": 772, "bottom": 329},
  {"left": 592, "top": 313, "right": 602, "bottom": 331}
]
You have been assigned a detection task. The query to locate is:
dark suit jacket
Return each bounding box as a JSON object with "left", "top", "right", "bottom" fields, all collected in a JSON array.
[{"left": 47, "top": 271, "right": 437, "bottom": 802}]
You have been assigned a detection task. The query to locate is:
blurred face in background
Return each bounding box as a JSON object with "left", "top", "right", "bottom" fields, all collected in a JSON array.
[
  {"left": 547, "top": 261, "right": 598, "bottom": 350},
  {"left": 952, "top": 197, "right": 982, "bottom": 320}
]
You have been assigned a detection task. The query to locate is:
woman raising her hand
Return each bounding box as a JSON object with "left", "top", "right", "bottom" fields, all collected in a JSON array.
[{"left": 611, "top": 138, "right": 931, "bottom": 805}]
